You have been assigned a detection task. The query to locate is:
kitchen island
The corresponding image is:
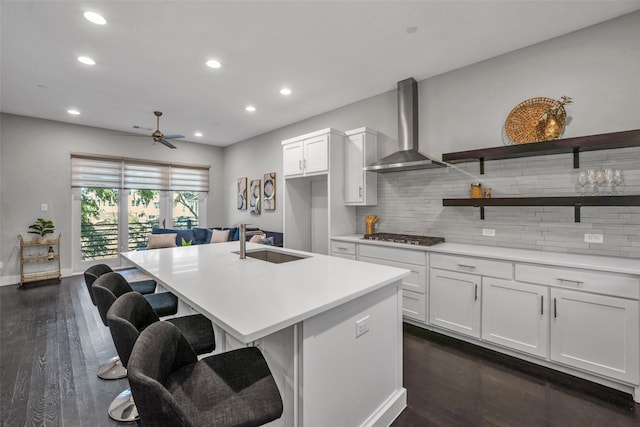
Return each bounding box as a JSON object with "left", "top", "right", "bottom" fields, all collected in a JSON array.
[{"left": 122, "top": 242, "right": 410, "bottom": 427}]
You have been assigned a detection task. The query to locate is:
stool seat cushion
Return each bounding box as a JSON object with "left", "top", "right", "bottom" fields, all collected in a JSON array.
[
  {"left": 130, "top": 279, "right": 157, "bottom": 295},
  {"left": 145, "top": 292, "right": 178, "bottom": 317},
  {"left": 167, "top": 315, "right": 215, "bottom": 355},
  {"left": 166, "top": 346, "right": 282, "bottom": 426}
]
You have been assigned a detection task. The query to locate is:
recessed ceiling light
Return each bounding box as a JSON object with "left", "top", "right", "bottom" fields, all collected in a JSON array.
[
  {"left": 280, "top": 88, "right": 292, "bottom": 95},
  {"left": 68, "top": 109, "right": 80, "bottom": 115},
  {"left": 84, "top": 11, "right": 107, "bottom": 25},
  {"left": 77, "top": 56, "right": 96, "bottom": 65},
  {"left": 194, "top": 132, "right": 203, "bottom": 137},
  {"left": 206, "top": 59, "right": 222, "bottom": 69},
  {"left": 245, "top": 106, "right": 256, "bottom": 112}
]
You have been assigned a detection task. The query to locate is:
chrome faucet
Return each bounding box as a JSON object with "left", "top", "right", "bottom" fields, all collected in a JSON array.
[{"left": 239, "top": 224, "right": 262, "bottom": 259}]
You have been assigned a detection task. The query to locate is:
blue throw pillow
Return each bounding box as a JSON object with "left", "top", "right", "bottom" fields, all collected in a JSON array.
[{"left": 192, "top": 227, "right": 209, "bottom": 245}]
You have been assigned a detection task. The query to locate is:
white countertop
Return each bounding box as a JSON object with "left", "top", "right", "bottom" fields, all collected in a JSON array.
[
  {"left": 121, "top": 242, "right": 409, "bottom": 343},
  {"left": 332, "top": 235, "right": 640, "bottom": 276}
]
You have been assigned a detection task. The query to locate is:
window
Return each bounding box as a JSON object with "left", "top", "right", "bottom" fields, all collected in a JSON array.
[{"left": 71, "top": 154, "right": 209, "bottom": 269}]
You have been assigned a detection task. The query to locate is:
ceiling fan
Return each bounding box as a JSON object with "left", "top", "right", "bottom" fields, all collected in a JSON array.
[
  {"left": 118, "top": 111, "right": 184, "bottom": 148},
  {"left": 149, "top": 111, "right": 184, "bottom": 149}
]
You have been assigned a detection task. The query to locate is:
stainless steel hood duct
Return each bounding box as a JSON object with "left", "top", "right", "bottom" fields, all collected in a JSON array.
[{"left": 364, "top": 77, "right": 446, "bottom": 172}]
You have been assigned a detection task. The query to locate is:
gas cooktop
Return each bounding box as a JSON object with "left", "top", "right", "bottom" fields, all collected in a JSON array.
[{"left": 362, "top": 233, "right": 445, "bottom": 246}]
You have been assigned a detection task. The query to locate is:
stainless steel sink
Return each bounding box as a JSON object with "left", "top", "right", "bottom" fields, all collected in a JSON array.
[{"left": 243, "top": 249, "right": 307, "bottom": 264}]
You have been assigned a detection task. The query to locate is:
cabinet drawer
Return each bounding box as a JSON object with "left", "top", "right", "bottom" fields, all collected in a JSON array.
[
  {"left": 360, "top": 256, "right": 426, "bottom": 293},
  {"left": 402, "top": 290, "right": 426, "bottom": 322},
  {"left": 332, "top": 253, "right": 356, "bottom": 261},
  {"left": 330, "top": 241, "right": 356, "bottom": 256},
  {"left": 359, "top": 244, "right": 425, "bottom": 265},
  {"left": 515, "top": 264, "right": 639, "bottom": 300},
  {"left": 431, "top": 253, "right": 512, "bottom": 279}
]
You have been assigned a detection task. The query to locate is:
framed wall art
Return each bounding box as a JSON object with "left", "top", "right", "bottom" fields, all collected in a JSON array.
[
  {"left": 249, "top": 179, "right": 261, "bottom": 215},
  {"left": 263, "top": 172, "right": 276, "bottom": 210},
  {"left": 237, "top": 177, "right": 247, "bottom": 210}
]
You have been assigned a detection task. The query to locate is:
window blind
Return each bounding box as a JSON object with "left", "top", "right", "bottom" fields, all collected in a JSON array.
[{"left": 71, "top": 153, "right": 209, "bottom": 192}]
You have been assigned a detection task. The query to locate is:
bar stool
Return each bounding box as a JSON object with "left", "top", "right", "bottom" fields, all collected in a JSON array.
[
  {"left": 92, "top": 273, "right": 179, "bottom": 422},
  {"left": 129, "top": 321, "right": 283, "bottom": 427},
  {"left": 104, "top": 292, "right": 216, "bottom": 422},
  {"left": 83, "top": 264, "right": 157, "bottom": 380}
]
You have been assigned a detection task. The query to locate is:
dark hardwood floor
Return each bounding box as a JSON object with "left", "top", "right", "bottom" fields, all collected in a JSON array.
[{"left": 2, "top": 274, "right": 639, "bottom": 426}]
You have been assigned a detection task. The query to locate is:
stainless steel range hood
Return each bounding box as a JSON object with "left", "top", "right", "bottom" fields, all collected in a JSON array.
[{"left": 364, "top": 77, "right": 446, "bottom": 172}]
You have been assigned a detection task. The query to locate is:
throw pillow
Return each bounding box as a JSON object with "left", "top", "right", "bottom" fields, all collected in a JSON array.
[
  {"left": 147, "top": 233, "right": 177, "bottom": 249},
  {"left": 249, "top": 233, "right": 267, "bottom": 243},
  {"left": 211, "top": 229, "right": 230, "bottom": 243}
]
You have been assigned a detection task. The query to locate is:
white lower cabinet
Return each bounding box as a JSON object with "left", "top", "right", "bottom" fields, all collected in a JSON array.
[
  {"left": 482, "top": 278, "right": 548, "bottom": 358},
  {"left": 550, "top": 288, "right": 639, "bottom": 384},
  {"left": 429, "top": 269, "right": 481, "bottom": 338}
]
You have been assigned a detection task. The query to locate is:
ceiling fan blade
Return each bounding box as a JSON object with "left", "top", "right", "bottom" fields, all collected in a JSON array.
[
  {"left": 162, "top": 134, "right": 185, "bottom": 139},
  {"left": 160, "top": 138, "right": 177, "bottom": 149},
  {"left": 110, "top": 132, "right": 151, "bottom": 137}
]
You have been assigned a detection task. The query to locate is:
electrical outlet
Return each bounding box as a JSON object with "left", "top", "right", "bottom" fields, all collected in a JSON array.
[
  {"left": 584, "top": 233, "right": 604, "bottom": 244},
  {"left": 356, "top": 315, "right": 370, "bottom": 338},
  {"left": 482, "top": 228, "right": 496, "bottom": 237},
  {"left": 41, "top": 204, "right": 48, "bottom": 212}
]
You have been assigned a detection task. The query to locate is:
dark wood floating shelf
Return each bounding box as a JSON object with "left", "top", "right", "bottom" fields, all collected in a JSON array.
[
  {"left": 443, "top": 195, "right": 640, "bottom": 222},
  {"left": 442, "top": 129, "right": 640, "bottom": 174}
]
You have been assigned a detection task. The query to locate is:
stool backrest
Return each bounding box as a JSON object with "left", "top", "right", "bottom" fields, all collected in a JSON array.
[
  {"left": 92, "top": 272, "right": 133, "bottom": 327},
  {"left": 83, "top": 264, "right": 113, "bottom": 305},
  {"left": 107, "top": 292, "right": 160, "bottom": 368},
  {"left": 128, "top": 321, "right": 197, "bottom": 426}
]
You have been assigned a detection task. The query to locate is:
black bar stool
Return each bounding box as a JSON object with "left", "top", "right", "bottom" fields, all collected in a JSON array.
[
  {"left": 83, "top": 264, "right": 157, "bottom": 380},
  {"left": 129, "top": 321, "right": 283, "bottom": 427},
  {"left": 104, "top": 292, "right": 216, "bottom": 422}
]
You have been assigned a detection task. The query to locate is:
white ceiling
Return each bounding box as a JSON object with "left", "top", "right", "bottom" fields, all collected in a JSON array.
[{"left": 2, "top": 1, "right": 639, "bottom": 147}]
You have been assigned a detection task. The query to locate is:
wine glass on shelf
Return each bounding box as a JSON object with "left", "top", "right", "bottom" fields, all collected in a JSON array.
[
  {"left": 577, "top": 171, "right": 588, "bottom": 196},
  {"left": 586, "top": 169, "right": 596, "bottom": 195},
  {"left": 612, "top": 170, "right": 624, "bottom": 194},
  {"left": 603, "top": 168, "right": 614, "bottom": 195},
  {"left": 595, "top": 170, "right": 605, "bottom": 195}
]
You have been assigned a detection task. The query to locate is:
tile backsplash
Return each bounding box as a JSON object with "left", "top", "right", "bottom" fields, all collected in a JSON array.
[{"left": 356, "top": 147, "right": 640, "bottom": 258}]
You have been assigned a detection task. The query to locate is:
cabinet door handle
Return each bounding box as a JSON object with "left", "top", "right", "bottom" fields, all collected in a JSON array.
[
  {"left": 298, "top": 159, "right": 302, "bottom": 170},
  {"left": 304, "top": 159, "right": 308, "bottom": 169},
  {"left": 359, "top": 186, "right": 363, "bottom": 197},
  {"left": 457, "top": 263, "right": 476, "bottom": 270},
  {"left": 554, "top": 298, "right": 557, "bottom": 318},
  {"left": 557, "top": 278, "right": 583, "bottom": 286},
  {"left": 541, "top": 295, "right": 544, "bottom": 315},
  {"left": 336, "top": 246, "right": 348, "bottom": 251},
  {"left": 474, "top": 284, "right": 478, "bottom": 301}
]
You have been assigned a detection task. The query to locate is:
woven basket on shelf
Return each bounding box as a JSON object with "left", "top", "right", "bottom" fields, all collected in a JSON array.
[{"left": 504, "top": 97, "right": 567, "bottom": 145}]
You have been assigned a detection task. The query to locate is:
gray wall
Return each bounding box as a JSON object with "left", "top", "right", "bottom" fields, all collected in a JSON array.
[
  {"left": 223, "top": 11, "right": 640, "bottom": 257},
  {"left": 0, "top": 114, "right": 225, "bottom": 282}
]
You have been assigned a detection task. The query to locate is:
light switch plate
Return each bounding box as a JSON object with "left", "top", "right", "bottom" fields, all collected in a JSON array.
[
  {"left": 41, "top": 203, "right": 48, "bottom": 212},
  {"left": 584, "top": 233, "right": 604, "bottom": 243},
  {"left": 356, "top": 315, "right": 370, "bottom": 338},
  {"left": 482, "top": 228, "right": 496, "bottom": 237}
]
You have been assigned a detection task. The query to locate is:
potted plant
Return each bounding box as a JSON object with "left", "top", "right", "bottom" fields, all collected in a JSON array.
[
  {"left": 541, "top": 95, "right": 573, "bottom": 140},
  {"left": 28, "top": 218, "right": 55, "bottom": 240}
]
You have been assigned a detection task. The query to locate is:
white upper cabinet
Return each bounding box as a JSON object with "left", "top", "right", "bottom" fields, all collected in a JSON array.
[
  {"left": 282, "top": 131, "right": 330, "bottom": 177},
  {"left": 344, "top": 127, "right": 378, "bottom": 205}
]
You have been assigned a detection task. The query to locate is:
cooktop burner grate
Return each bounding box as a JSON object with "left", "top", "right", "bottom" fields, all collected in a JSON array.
[{"left": 362, "top": 233, "right": 445, "bottom": 246}]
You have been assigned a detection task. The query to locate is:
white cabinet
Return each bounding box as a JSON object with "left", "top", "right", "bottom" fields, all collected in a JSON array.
[
  {"left": 482, "top": 278, "right": 549, "bottom": 358},
  {"left": 283, "top": 129, "right": 355, "bottom": 254},
  {"left": 429, "top": 268, "right": 481, "bottom": 338},
  {"left": 358, "top": 244, "right": 427, "bottom": 322},
  {"left": 282, "top": 133, "right": 329, "bottom": 177},
  {"left": 550, "top": 288, "right": 639, "bottom": 383},
  {"left": 330, "top": 241, "right": 356, "bottom": 260},
  {"left": 344, "top": 128, "right": 377, "bottom": 206}
]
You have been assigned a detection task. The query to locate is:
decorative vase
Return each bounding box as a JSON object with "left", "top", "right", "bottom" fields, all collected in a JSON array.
[{"left": 544, "top": 117, "right": 562, "bottom": 140}]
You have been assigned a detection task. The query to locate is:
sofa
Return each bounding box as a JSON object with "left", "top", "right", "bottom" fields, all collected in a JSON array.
[{"left": 148, "top": 226, "right": 284, "bottom": 248}]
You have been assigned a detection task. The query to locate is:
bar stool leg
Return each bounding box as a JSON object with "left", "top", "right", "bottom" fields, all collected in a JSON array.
[
  {"left": 108, "top": 388, "right": 139, "bottom": 422},
  {"left": 97, "top": 356, "right": 127, "bottom": 380}
]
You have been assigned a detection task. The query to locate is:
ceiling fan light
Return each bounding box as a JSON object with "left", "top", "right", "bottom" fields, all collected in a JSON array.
[
  {"left": 194, "top": 132, "right": 203, "bottom": 137},
  {"left": 206, "top": 59, "right": 221, "bottom": 69},
  {"left": 83, "top": 11, "right": 107, "bottom": 25},
  {"left": 77, "top": 56, "right": 96, "bottom": 65},
  {"left": 67, "top": 109, "right": 80, "bottom": 115}
]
